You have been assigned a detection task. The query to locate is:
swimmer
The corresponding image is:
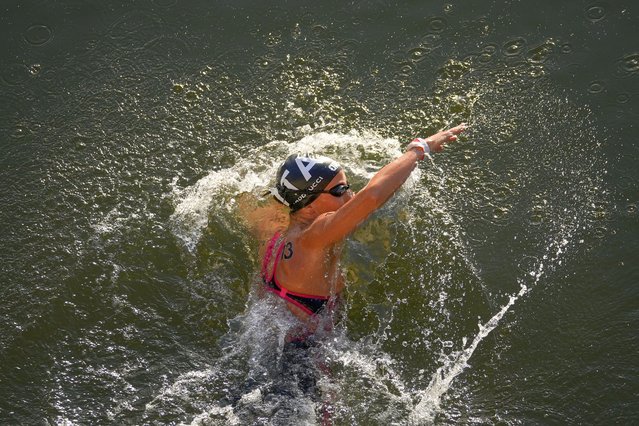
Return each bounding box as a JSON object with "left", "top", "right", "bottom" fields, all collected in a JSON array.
[{"left": 241, "top": 124, "right": 466, "bottom": 330}]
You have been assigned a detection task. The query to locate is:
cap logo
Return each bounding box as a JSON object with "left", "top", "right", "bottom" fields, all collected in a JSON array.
[
  {"left": 279, "top": 169, "right": 298, "bottom": 190},
  {"left": 294, "top": 156, "right": 317, "bottom": 181}
]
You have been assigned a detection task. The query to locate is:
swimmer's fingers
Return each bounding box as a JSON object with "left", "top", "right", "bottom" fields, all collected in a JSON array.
[{"left": 450, "top": 123, "right": 467, "bottom": 135}]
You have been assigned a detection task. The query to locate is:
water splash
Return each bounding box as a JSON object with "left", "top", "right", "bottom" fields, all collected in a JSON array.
[
  {"left": 168, "top": 131, "right": 408, "bottom": 252},
  {"left": 409, "top": 234, "right": 574, "bottom": 424}
]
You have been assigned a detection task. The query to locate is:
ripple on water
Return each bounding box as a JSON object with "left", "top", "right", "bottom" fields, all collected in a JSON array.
[
  {"left": 527, "top": 41, "right": 555, "bottom": 63},
  {"left": 425, "top": 17, "right": 447, "bottom": 34},
  {"left": 151, "top": 0, "right": 177, "bottom": 7},
  {"left": 561, "top": 43, "right": 573, "bottom": 54},
  {"left": 616, "top": 93, "right": 631, "bottom": 104},
  {"left": 1, "top": 63, "right": 31, "bottom": 85},
  {"left": 108, "top": 10, "right": 164, "bottom": 42},
  {"left": 617, "top": 53, "right": 639, "bottom": 76},
  {"left": 503, "top": 38, "right": 526, "bottom": 57},
  {"left": 587, "top": 80, "right": 605, "bottom": 94},
  {"left": 24, "top": 24, "right": 53, "bottom": 46},
  {"left": 585, "top": 4, "right": 606, "bottom": 22},
  {"left": 408, "top": 47, "right": 429, "bottom": 62},
  {"left": 143, "top": 36, "right": 190, "bottom": 59}
]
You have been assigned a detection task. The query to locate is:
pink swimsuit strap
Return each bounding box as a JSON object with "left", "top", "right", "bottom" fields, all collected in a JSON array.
[{"left": 261, "top": 232, "right": 330, "bottom": 316}]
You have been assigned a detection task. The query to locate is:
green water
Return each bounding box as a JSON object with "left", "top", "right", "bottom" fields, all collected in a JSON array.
[{"left": 1, "top": 1, "right": 637, "bottom": 424}]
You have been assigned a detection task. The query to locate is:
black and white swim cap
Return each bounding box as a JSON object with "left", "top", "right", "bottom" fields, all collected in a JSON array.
[{"left": 271, "top": 154, "right": 341, "bottom": 212}]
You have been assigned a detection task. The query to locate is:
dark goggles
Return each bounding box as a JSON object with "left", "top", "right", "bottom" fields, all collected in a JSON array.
[
  {"left": 310, "top": 183, "right": 350, "bottom": 197},
  {"left": 289, "top": 183, "right": 349, "bottom": 197}
]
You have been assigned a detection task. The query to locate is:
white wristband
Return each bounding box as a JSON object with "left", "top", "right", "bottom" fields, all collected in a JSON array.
[{"left": 407, "top": 138, "right": 431, "bottom": 159}]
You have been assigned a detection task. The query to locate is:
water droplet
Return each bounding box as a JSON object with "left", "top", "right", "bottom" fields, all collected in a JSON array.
[
  {"left": 588, "top": 80, "right": 605, "bottom": 94},
  {"left": 265, "top": 32, "right": 282, "bottom": 48},
  {"left": 291, "top": 23, "right": 302, "bottom": 39},
  {"left": 13, "top": 124, "right": 30, "bottom": 138},
  {"left": 627, "top": 203, "right": 637, "bottom": 215},
  {"left": 425, "top": 17, "right": 447, "bottom": 34},
  {"left": 530, "top": 65, "right": 544, "bottom": 78},
  {"left": 408, "top": 47, "right": 428, "bottom": 62},
  {"left": 503, "top": 38, "right": 526, "bottom": 56},
  {"left": 28, "top": 64, "right": 41, "bottom": 75},
  {"left": 443, "top": 4, "right": 453, "bottom": 13},
  {"left": 585, "top": 4, "right": 606, "bottom": 22}
]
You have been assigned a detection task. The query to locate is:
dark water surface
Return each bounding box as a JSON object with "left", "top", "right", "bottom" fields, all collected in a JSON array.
[{"left": 1, "top": 1, "right": 637, "bottom": 424}]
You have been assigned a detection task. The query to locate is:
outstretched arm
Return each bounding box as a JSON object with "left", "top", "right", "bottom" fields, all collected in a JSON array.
[{"left": 303, "top": 124, "right": 466, "bottom": 246}]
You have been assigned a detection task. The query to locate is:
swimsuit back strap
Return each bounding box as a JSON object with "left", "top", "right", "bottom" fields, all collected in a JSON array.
[{"left": 261, "top": 231, "right": 283, "bottom": 281}]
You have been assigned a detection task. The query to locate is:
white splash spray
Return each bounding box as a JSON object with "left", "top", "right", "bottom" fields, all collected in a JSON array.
[
  {"left": 168, "top": 131, "right": 406, "bottom": 252},
  {"left": 409, "top": 236, "right": 572, "bottom": 424}
]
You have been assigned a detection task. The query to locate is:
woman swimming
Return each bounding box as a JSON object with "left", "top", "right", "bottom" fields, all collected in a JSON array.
[{"left": 246, "top": 124, "right": 466, "bottom": 329}]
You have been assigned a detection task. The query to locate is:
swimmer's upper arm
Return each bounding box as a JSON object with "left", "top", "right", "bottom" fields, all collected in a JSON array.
[
  {"left": 301, "top": 184, "right": 393, "bottom": 247},
  {"left": 302, "top": 150, "right": 420, "bottom": 247}
]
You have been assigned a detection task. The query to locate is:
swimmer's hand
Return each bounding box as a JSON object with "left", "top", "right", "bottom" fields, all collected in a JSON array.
[{"left": 424, "top": 123, "right": 466, "bottom": 153}]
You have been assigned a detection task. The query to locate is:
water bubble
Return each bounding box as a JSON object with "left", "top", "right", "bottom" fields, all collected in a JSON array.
[
  {"left": 425, "top": 17, "right": 447, "bottom": 34},
  {"left": 585, "top": 4, "right": 606, "bottom": 22},
  {"left": 587, "top": 80, "right": 605, "bottom": 94},
  {"left": 503, "top": 38, "right": 526, "bottom": 57},
  {"left": 24, "top": 24, "right": 53, "bottom": 46}
]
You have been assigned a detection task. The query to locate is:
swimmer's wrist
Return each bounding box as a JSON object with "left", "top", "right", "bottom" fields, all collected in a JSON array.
[{"left": 406, "top": 138, "right": 431, "bottom": 160}]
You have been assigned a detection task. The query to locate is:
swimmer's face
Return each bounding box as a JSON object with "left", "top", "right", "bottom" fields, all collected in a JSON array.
[{"left": 313, "top": 170, "right": 352, "bottom": 213}]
